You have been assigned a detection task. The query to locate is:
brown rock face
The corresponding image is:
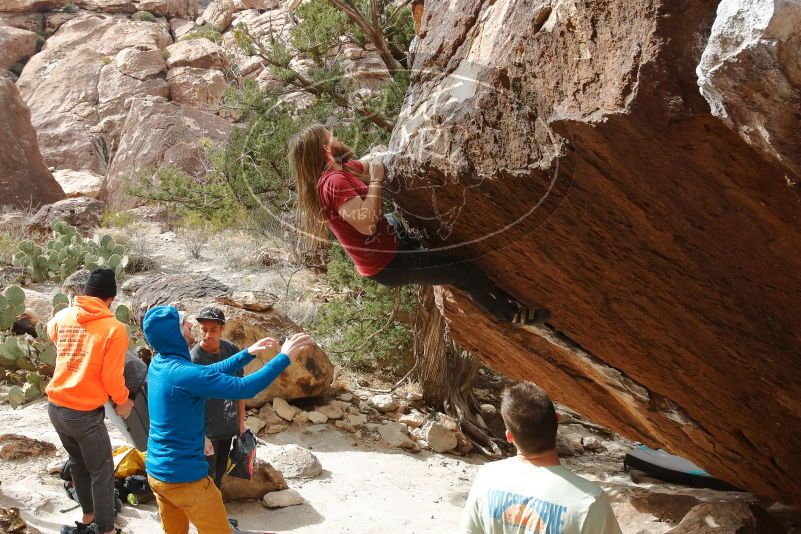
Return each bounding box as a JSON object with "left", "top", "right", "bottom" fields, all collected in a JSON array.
[
  {"left": 0, "top": 24, "right": 37, "bottom": 70},
  {"left": 16, "top": 14, "right": 173, "bottom": 175},
  {"left": 0, "top": 75, "right": 64, "bottom": 208},
  {"left": 102, "top": 96, "right": 232, "bottom": 208},
  {"left": 389, "top": 0, "right": 801, "bottom": 505}
]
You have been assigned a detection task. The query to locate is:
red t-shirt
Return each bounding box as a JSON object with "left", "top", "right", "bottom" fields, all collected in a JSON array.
[{"left": 318, "top": 160, "right": 399, "bottom": 276}]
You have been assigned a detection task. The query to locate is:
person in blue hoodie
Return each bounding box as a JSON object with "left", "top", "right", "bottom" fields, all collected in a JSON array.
[{"left": 142, "top": 305, "right": 314, "bottom": 534}]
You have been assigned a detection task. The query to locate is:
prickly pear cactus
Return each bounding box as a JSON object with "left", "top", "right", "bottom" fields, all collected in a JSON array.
[
  {"left": 115, "top": 304, "right": 131, "bottom": 325},
  {"left": 0, "top": 285, "right": 25, "bottom": 331},
  {"left": 7, "top": 381, "right": 40, "bottom": 409},
  {"left": 52, "top": 293, "right": 69, "bottom": 314},
  {"left": 13, "top": 219, "right": 130, "bottom": 283}
]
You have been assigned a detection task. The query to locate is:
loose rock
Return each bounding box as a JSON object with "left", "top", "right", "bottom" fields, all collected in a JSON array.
[
  {"left": 306, "top": 410, "right": 328, "bottom": 425},
  {"left": 399, "top": 411, "right": 426, "bottom": 429},
  {"left": 369, "top": 394, "right": 398, "bottom": 412},
  {"left": 261, "top": 444, "right": 322, "bottom": 479},
  {"left": 423, "top": 421, "right": 457, "bottom": 453},
  {"left": 221, "top": 458, "right": 286, "bottom": 501},
  {"left": 245, "top": 416, "right": 266, "bottom": 435},
  {"left": 378, "top": 422, "right": 418, "bottom": 451},
  {"left": 262, "top": 488, "right": 303, "bottom": 508},
  {"left": 273, "top": 397, "right": 297, "bottom": 421},
  {"left": 0, "top": 434, "right": 56, "bottom": 460},
  {"left": 317, "top": 402, "right": 344, "bottom": 420}
]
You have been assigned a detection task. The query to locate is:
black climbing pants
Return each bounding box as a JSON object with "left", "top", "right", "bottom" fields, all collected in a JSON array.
[
  {"left": 48, "top": 403, "right": 116, "bottom": 532},
  {"left": 206, "top": 437, "right": 233, "bottom": 489},
  {"left": 368, "top": 243, "right": 518, "bottom": 321}
]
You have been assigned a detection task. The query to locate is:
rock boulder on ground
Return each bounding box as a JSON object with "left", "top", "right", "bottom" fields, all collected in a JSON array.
[
  {"left": 260, "top": 444, "right": 322, "bottom": 479},
  {"left": 262, "top": 488, "right": 303, "bottom": 508},
  {"left": 0, "top": 75, "right": 64, "bottom": 209},
  {"left": 220, "top": 458, "right": 286, "bottom": 501},
  {"left": 0, "top": 24, "right": 37, "bottom": 70},
  {"left": 52, "top": 169, "right": 105, "bottom": 199},
  {"left": 378, "top": 422, "right": 418, "bottom": 451},
  {"left": 422, "top": 421, "right": 457, "bottom": 454},
  {"left": 0, "top": 434, "right": 56, "bottom": 460},
  {"left": 26, "top": 197, "right": 105, "bottom": 236},
  {"left": 369, "top": 394, "right": 398, "bottom": 412},
  {"left": 129, "top": 272, "right": 334, "bottom": 404}
]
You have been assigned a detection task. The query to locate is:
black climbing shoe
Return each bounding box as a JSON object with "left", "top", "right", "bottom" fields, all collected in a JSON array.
[
  {"left": 513, "top": 305, "right": 550, "bottom": 326},
  {"left": 61, "top": 523, "right": 91, "bottom": 534}
]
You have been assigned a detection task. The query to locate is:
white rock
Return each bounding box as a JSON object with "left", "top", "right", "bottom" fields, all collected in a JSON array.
[
  {"left": 257, "top": 404, "right": 284, "bottom": 425},
  {"left": 337, "top": 393, "right": 353, "bottom": 402},
  {"left": 272, "top": 397, "right": 297, "bottom": 421},
  {"left": 423, "top": 421, "right": 457, "bottom": 453},
  {"left": 244, "top": 416, "right": 266, "bottom": 434},
  {"left": 347, "top": 414, "right": 367, "bottom": 427},
  {"left": 165, "top": 38, "right": 226, "bottom": 70},
  {"left": 399, "top": 411, "right": 426, "bottom": 429},
  {"left": 378, "top": 422, "right": 418, "bottom": 450},
  {"left": 261, "top": 444, "right": 322, "bottom": 479},
  {"left": 52, "top": 169, "right": 104, "bottom": 199},
  {"left": 46, "top": 458, "right": 64, "bottom": 474},
  {"left": 406, "top": 392, "right": 423, "bottom": 402},
  {"left": 581, "top": 436, "right": 605, "bottom": 452},
  {"left": 369, "top": 394, "right": 398, "bottom": 412},
  {"left": 293, "top": 411, "right": 309, "bottom": 425},
  {"left": 317, "top": 402, "right": 344, "bottom": 420},
  {"left": 262, "top": 488, "right": 303, "bottom": 508},
  {"left": 306, "top": 410, "right": 328, "bottom": 425}
]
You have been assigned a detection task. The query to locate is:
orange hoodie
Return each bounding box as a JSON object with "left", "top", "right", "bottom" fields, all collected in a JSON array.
[{"left": 45, "top": 296, "right": 129, "bottom": 410}]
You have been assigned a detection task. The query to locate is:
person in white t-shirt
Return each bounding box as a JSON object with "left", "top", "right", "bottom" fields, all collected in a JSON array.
[{"left": 459, "top": 382, "right": 622, "bottom": 534}]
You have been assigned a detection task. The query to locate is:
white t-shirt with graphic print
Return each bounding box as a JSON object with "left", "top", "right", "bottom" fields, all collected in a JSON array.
[{"left": 459, "top": 457, "right": 622, "bottom": 534}]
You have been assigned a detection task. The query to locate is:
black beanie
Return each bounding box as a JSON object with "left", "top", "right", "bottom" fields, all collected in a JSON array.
[{"left": 84, "top": 268, "right": 117, "bottom": 300}]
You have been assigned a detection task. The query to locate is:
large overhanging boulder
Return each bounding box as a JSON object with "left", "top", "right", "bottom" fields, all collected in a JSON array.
[{"left": 388, "top": 0, "right": 801, "bottom": 506}]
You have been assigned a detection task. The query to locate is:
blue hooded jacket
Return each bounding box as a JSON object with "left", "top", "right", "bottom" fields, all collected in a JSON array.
[{"left": 143, "top": 306, "right": 290, "bottom": 483}]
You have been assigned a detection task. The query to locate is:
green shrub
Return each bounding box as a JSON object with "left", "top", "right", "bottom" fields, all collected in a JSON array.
[
  {"left": 135, "top": 11, "right": 156, "bottom": 22},
  {"left": 160, "top": 48, "right": 171, "bottom": 60},
  {"left": 313, "top": 244, "right": 414, "bottom": 372},
  {"left": 62, "top": 3, "right": 78, "bottom": 13},
  {"left": 35, "top": 30, "right": 52, "bottom": 48},
  {"left": 183, "top": 26, "right": 223, "bottom": 45},
  {"left": 101, "top": 210, "right": 137, "bottom": 229},
  {"left": 101, "top": 56, "right": 112, "bottom": 65},
  {"left": 10, "top": 62, "right": 24, "bottom": 77}
]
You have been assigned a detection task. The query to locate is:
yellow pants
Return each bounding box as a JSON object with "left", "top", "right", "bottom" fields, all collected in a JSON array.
[{"left": 148, "top": 475, "right": 230, "bottom": 534}]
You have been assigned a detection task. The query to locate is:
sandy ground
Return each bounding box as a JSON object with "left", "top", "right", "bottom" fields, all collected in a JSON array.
[{"left": 2, "top": 398, "right": 800, "bottom": 534}]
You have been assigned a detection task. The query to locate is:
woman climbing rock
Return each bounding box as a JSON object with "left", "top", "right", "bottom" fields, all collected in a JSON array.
[{"left": 289, "top": 123, "right": 548, "bottom": 326}]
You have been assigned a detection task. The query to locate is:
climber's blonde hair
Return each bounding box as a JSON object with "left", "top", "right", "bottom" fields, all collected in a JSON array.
[{"left": 290, "top": 124, "right": 330, "bottom": 252}]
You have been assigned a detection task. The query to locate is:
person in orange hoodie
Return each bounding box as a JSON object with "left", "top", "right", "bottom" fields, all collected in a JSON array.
[{"left": 46, "top": 268, "right": 132, "bottom": 534}]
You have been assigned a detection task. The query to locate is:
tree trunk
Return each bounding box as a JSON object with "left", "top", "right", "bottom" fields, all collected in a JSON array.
[{"left": 413, "top": 286, "right": 502, "bottom": 457}]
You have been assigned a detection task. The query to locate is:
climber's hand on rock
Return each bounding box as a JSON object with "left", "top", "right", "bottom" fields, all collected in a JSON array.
[{"left": 369, "top": 158, "right": 385, "bottom": 183}]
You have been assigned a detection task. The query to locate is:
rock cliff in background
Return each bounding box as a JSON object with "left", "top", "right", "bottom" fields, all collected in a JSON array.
[
  {"left": 389, "top": 0, "right": 801, "bottom": 506},
  {"left": 0, "top": 74, "right": 64, "bottom": 208},
  {"left": 101, "top": 96, "right": 233, "bottom": 208},
  {"left": 16, "top": 14, "right": 173, "bottom": 175}
]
